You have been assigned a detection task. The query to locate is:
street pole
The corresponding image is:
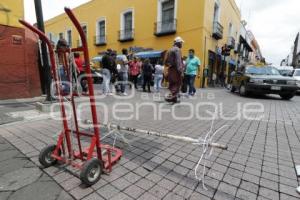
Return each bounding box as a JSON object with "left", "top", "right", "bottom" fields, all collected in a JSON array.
[{"left": 34, "top": 0, "right": 52, "bottom": 102}]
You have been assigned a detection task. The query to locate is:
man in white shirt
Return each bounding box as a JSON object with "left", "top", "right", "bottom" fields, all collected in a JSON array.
[{"left": 118, "top": 49, "right": 129, "bottom": 96}]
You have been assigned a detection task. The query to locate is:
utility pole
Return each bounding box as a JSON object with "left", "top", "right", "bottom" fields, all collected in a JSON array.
[{"left": 34, "top": 0, "right": 52, "bottom": 102}]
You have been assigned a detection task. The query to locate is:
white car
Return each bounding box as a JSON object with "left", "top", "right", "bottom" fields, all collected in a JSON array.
[
  {"left": 273, "top": 66, "right": 294, "bottom": 76},
  {"left": 293, "top": 69, "right": 300, "bottom": 91}
]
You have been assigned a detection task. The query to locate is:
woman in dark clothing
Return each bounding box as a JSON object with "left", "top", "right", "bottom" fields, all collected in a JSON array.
[{"left": 142, "top": 59, "right": 153, "bottom": 93}]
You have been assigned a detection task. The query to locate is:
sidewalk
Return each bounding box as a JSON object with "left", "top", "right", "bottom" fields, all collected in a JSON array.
[
  {"left": 0, "top": 135, "right": 74, "bottom": 200},
  {"left": 0, "top": 89, "right": 300, "bottom": 199},
  {"left": 0, "top": 96, "right": 45, "bottom": 125}
]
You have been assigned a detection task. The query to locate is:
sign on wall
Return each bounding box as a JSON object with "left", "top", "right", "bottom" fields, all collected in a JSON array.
[{"left": 11, "top": 35, "right": 23, "bottom": 45}]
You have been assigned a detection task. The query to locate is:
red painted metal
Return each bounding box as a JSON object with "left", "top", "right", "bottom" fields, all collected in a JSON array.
[
  {"left": 64, "top": 7, "right": 103, "bottom": 162},
  {"left": 18, "top": 7, "right": 122, "bottom": 186}
]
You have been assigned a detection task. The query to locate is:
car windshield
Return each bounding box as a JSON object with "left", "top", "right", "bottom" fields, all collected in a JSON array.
[
  {"left": 294, "top": 70, "right": 300, "bottom": 76},
  {"left": 278, "top": 70, "right": 293, "bottom": 76},
  {"left": 245, "top": 66, "right": 281, "bottom": 75}
]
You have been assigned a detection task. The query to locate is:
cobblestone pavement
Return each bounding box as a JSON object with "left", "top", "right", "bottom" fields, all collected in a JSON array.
[
  {"left": 1, "top": 89, "right": 300, "bottom": 200},
  {"left": 0, "top": 135, "right": 74, "bottom": 200}
]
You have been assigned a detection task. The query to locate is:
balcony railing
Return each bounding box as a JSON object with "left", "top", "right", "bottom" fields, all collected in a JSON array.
[
  {"left": 212, "top": 21, "right": 223, "bottom": 40},
  {"left": 118, "top": 29, "right": 134, "bottom": 42},
  {"left": 94, "top": 35, "right": 106, "bottom": 46},
  {"left": 154, "top": 19, "right": 177, "bottom": 36},
  {"left": 227, "top": 36, "right": 235, "bottom": 49}
]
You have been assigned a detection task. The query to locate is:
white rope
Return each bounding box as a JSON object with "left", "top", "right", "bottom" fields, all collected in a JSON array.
[
  {"left": 193, "top": 119, "right": 228, "bottom": 190},
  {"left": 84, "top": 120, "right": 228, "bottom": 189}
]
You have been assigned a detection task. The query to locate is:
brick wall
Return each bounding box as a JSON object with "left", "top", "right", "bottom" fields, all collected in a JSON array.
[{"left": 0, "top": 25, "right": 41, "bottom": 100}]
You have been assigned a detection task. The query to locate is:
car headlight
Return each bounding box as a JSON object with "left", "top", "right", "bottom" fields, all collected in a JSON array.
[
  {"left": 287, "top": 80, "right": 297, "bottom": 85},
  {"left": 249, "top": 78, "right": 264, "bottom": 84}
]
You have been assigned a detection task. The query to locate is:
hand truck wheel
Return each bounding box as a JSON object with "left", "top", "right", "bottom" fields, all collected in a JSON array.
[
  {"left": 80, "top": 158, "right": 103, "bottom": 186},
  {"left": 39, "top": 144, "right": 60, "bottom": 168}
]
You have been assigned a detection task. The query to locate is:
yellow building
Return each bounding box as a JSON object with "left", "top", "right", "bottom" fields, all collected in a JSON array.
[
  {"left": 45, "top": 0, "right": 241, "bottom": 87},
  {"left": 0, "top": 0, "right": 24, "bottom": 28}
]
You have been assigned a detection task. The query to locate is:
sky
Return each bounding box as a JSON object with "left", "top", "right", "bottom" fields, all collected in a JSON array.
[
  {"left": 235, "top": 0, "right": 300, "bottom": 65},
  {"left": 24, "top": 0, "right": 300, "bottom": 65}
]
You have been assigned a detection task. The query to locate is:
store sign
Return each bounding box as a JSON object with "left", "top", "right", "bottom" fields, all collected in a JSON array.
[{"left": 12, "top": 35, "right": 23, "bottom": 45}]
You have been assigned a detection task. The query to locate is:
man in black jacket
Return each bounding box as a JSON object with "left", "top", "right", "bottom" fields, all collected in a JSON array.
[
  {"left": 101, "top": 49, "right": 118, "bottom": 95},
  {"left": 142, "top": 59, "right": 153, "bottom": 93}
]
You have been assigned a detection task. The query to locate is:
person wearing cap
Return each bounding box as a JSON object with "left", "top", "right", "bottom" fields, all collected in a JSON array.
[{"left": 164, "top": 36, "right": 184, "bottom": 103}]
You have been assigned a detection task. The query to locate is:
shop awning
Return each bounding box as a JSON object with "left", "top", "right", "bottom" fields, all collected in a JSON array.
[{"left": 134, "top": 50, "right": 164, "bottom": 58}]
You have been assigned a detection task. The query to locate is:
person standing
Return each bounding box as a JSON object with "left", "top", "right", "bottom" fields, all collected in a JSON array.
[
  {"left": 101, "top": 49, "right": 117, "bottom": 95},
  {"left": 129, "top": 57, "right": 141, "bottom": 89},
  {"left": 219, "top": 71, "right": 226, "bottom": 87},
  {"left": 118, "top": 48, "right": 129, "bottom": 96},
  {"left": 154, "top": 60, "right": 164, "bottom": 92},
  {"left": 185, "top": 49, "right": 201, "bottom": 96},
  {"left": 142, "top": 59, "right": 153, "bottom": 93},
  {"left": 164, "top": 36, "right": 184, "bottom": 103},
  {"left": 74, "top": 53, "right": 87, "bottom": 94},
  {"left": 181, "top": 56, "right": 188, "bottom": 94},
  {"left": 56, "top": 34, "right": 69, "bottom": 65}
]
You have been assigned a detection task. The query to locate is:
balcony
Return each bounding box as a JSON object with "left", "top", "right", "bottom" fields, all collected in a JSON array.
[
  {"left": 118, "top": 29, "right": 134, "bottom": 42},
  {"left": 154, "top": 19, "right": 177, "bottom": 36},
  {"left": 227, "top": 36, "right": 236, "bottom": 49},
  {"left": 94, "top": 35, "right": 106, "bottom": 46},
  {"left": 212, "top": 21, "right": 223, "bottom": 40}
]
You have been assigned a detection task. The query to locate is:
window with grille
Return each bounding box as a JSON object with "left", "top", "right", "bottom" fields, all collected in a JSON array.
[
  {"left": 97, "top": 20, "right": 106, "bottom": 44},
  {"left": 161, "top": 0, "right": 175, "bottom": 32},
  {"left": 67, "top": 30, "right": 72, "bottom": 47}
]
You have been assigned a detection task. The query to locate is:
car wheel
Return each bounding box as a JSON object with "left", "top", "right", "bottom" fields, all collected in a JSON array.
[
  {"left": 239, "top": 84, "right": 248, "bottom": 97},
  {"left": 280, "top": 94, "right": 295, "bottom": 100}
]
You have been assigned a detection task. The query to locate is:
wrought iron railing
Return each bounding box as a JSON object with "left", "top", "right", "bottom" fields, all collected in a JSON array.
[
  {"left": 118, "top": 29, "right": 134, "bottom": 42},
  {"left": 212, "top": 21, "right": 223, "bottom": 40},
  {"left": 154, "top": 19, "right": 177, "bottom": 36}
]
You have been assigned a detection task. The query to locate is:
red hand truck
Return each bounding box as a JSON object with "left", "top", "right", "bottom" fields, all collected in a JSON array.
[{"left": 19, "top": 7, "right": 122, "bottom": 186}]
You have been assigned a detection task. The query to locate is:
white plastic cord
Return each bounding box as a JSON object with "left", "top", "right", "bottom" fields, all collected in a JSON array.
[
  {"left": 193, "top": 119, "right": 228, "bottom": 190},
  {"left": 84, "top": 119, "right": 228, "bottom": 190}
]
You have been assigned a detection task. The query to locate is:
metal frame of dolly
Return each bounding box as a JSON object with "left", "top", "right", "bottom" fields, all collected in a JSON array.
[{"left": 19, "top": 7, "right": 122, "bottom": 186}]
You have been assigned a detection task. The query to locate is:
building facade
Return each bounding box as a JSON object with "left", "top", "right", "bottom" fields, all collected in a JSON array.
[
  {"left": 281, "top": 32, "right": 300, "bottom": 68},
  {"left": 45, "top": 0, "right": 241, "bottom": 87},
  {"left": 0, "top": 0, "right": 41, "bottom": 100},
  {"left": 236, "top": 21, "right": 253, "bottom": 66}
]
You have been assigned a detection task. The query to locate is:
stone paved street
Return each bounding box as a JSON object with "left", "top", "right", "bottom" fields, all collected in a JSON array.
[
  {"left": 0, "top": 135, "right": 74, "bottom": 200},
  {"left": 1, "top": 89, "right": 300, "bottom": 200}
]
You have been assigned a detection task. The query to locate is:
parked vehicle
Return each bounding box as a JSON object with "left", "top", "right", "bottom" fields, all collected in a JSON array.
[
  {"left": 273, "top": 66, "right": 294, "bottom": 77},
  {"left": 231, "top": 66, "right": 298, "bottom": 100},
  {"left": 293, "top": 69, "right": 300, "bottom": 92},
  {"left": 85, "top": 62, "right": 103, "bottom": 84}
]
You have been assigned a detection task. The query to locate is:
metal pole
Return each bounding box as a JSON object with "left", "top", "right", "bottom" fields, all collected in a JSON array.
[{"left": 34, "top": 0, "right": 52, "bottom": 101}]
